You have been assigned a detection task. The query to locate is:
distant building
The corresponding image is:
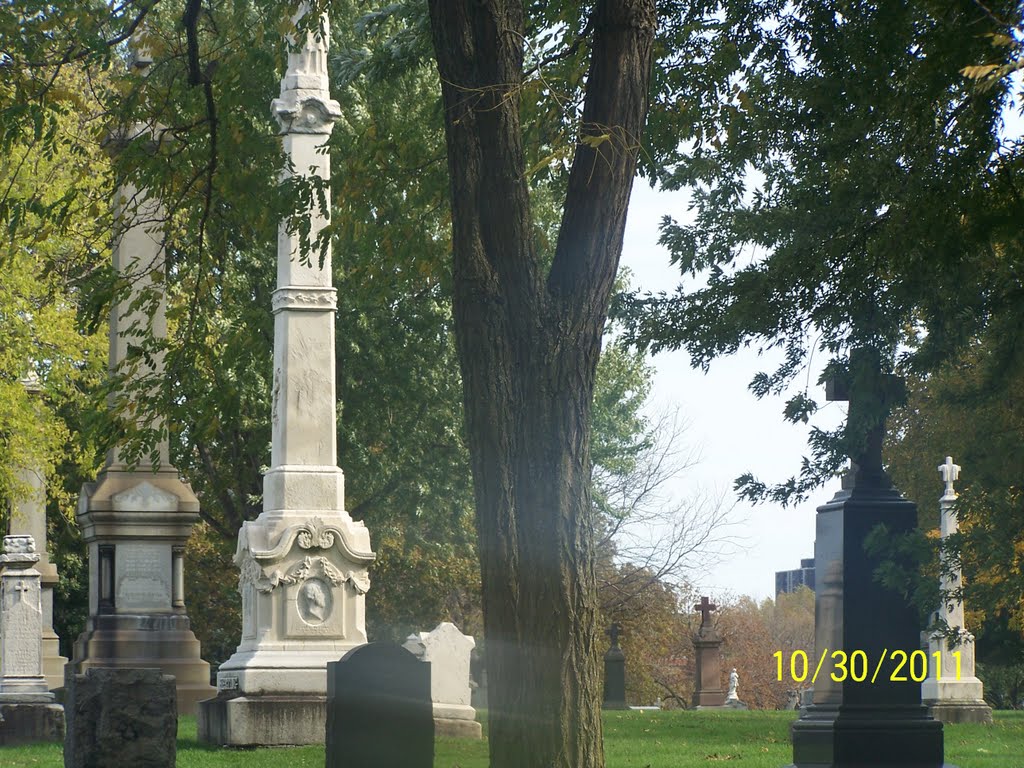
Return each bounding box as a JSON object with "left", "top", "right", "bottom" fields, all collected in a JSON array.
[{"left": 776, "top": 558, "right": 815, "bottom": 596}]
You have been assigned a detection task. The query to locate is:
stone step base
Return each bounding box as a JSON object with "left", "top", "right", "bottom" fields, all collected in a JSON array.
[
  {"left": 926, "top": 700, "right": 994, "bottom": 724},
  {"left": 435, "top": 716, "right": 481, "bottom": 739},
  {"left": 198, "top": 694, "right": 326, "bottom": 746},
  {"left": 0, "top": 702, "right": 65, "bottom": 746}
]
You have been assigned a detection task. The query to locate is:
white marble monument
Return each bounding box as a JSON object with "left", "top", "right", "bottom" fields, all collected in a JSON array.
[
  {"left": 921, "top": 456, "right": 992, "bottom": 723},
  {"left": 197, "top": 10, "right": 374, "bottom": 746},
  {"left": 0, "top": 535, "right": 64, "bottom": 744},
  {"left": 404, "top": 622, "right": 482, "bottom": 739},
  {"left": 8, "top": 375, "right": 67, "bottom": 691},
  {"left": 68, "top": 43, "right": 214, "bottom": 714}
]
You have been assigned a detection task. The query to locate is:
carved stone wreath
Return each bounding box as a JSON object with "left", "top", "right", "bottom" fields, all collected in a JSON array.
[{"left": 241, "top": 554, "right": 369, "bottom": 596}]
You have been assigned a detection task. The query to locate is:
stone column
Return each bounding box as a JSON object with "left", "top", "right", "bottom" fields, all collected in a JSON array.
[
  {"left": 921, "top": 457, "right": 992, "bottom": 723},
  {"left": 198, "top": 10, "right": 374, "bottom": 746},
  {"left": 67, "top": 44, "right": 214, "bottom": 714},
  {"left": 0, "top": 535, "right": 64, "bottom": 745},
  {"left": 7, "top": 375, "right": 67, "bottom": 691}
]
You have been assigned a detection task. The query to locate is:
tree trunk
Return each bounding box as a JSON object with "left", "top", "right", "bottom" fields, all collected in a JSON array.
[{"left": 426, "top": 2, "right": 655, "bottom": 766}]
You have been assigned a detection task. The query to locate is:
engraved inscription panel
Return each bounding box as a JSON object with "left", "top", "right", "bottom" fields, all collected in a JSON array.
[
  {"left": 116, "top": 543, "right": 171, "bottom": 611},
  {"left": 2, "top": 582, "right": 42, "bottom": 676}
]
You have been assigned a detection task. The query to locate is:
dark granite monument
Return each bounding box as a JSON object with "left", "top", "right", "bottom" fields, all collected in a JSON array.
[
  {"left": 691, "top": 596, "right": 726, "bottom": 708},
  {"left": 64, "top": 667, "right": 176, "bottom": 768},
  {"left": 603, "top": 622, "right": 627, "bottom": 710},
  {"left": 787, "top": 351, "right": 951, "bottom": 767},
  {"left": 326, "top": 642, "right": 433, "bottom": 768}
]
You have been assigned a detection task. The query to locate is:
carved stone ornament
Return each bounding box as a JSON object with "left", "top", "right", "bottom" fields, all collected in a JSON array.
[
  {"left": 2, "top": 534, "right": 37, "bottom": 555},
  {"left": 296, "top": 517, "right": 336, "bottom": 550},
  {"left": 239, "top": 552, "right": 369, "bottom": 597},
  {"left": 271, "top": 287, "right": 338, "bottom": 314},
  {"left": 272, "top": 95, "right": 342, "bottom": 135},
  {"left": 272, "top": 555, "right": 344, "bottom": 591},
  {"left": 111, "top": 480, "right": 179, "bottom": 512},
  {"left": 238, "top": 553, "right": 271, "bottom": 593}
]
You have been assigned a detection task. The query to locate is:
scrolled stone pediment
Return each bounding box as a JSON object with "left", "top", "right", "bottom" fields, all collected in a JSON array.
[
  {"left": 111, "top": 481, "right": 179, "bottom": 512},
  {"left": 240, "top": 516, "right": 374, "bottom": 566}
]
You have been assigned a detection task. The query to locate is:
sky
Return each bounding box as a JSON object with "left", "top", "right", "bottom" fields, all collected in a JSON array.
[{"left": 619, "top": 182, "right": 846, "bottom": 603}]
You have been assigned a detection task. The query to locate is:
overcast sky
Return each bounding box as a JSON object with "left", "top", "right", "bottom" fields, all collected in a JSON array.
[{"left": 619, "top": 182, "right": 846, "bottom": 603}]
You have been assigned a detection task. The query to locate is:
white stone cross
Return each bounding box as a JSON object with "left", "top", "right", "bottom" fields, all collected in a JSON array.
[{"left": 938, "top": 456, "right": 960, "bottom": 498}]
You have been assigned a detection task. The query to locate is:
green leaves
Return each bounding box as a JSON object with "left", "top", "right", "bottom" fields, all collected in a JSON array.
[{"left": 620, "top": 0, "right": 1022, "bottom": 502}]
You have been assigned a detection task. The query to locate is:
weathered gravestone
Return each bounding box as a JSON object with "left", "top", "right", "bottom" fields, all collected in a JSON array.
[
  {"left": 602, "top": 622, "right": 627, "bottom": 710},
  {"left": 64, "top": 667, "right": 176, "bottom": 768},
  {"left": 8, "top": 377, "right": 67, "bottom": 691},
  {"left": 691, "top": 596, "right": 726, "bottom": 709},
  {"left": 0, "top": 535, "right": 64, "bottom": 745},
  {"left": 326, "top": 643, "right": 433, "bottom": 768},
  {"left": 403, "top": 622, "right": 482, "bottom": 738}
]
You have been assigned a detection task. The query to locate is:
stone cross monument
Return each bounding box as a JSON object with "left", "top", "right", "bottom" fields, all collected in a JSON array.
[
  {"left": 921, "top": 456, "right": 992, "bottom": 723},
  {"left": 788, "top": 350, "right": 945, "bottom": 767},
  {"left": 7, "top": 374, "right": 67, "bottom": 691},
  {"left": 0, "top": 535, "right": 64, "bottom": 745},
  {"left": 198, "top": 10, "right": 374, "bottom": 746},
  {"left": 691, "top": 596, "right": 726, "bottom": 708},
  {"left": 68, "top": 41, "right": 214, "bottom": 713}
]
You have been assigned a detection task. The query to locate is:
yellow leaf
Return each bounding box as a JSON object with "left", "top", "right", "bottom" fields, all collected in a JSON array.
[
  {"left": 986, "top": 33, "right": 1015, "bottom": 47},
  {"left": 960, "top": 64, "right": 999, "bottom": 80}
]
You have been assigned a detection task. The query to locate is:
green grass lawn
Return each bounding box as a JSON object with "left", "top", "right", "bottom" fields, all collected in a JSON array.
[{"left": 3, "top": 710, "right": 1022, "bottom": 767}]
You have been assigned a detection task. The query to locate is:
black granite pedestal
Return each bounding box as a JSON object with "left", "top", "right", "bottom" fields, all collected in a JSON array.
[
  {"left": 603, "top": 652, "right": 627, "bottom": 710},
  {"left": 787, "top": 480, "right": 953, "bottom": 768}
]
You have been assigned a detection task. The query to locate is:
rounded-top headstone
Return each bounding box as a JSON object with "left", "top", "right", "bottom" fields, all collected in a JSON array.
[{"left": 326, "top": 642, "right": 433, "bottom": 768}]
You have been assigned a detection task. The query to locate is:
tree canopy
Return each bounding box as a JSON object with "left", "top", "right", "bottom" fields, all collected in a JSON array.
[{"left": 620, "top": 0, "right": 1023, "bottom": 506}]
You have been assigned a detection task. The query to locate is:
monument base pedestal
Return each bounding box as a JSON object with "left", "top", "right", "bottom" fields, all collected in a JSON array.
[
  {"left": 925, "top": 700, "right": 993, "bottom": 724},
  {"left": 788, "top": 706, "right": 952, "bottom": 768},
  {"left": 0, "top": 702, "right": 65, "bottom": 745},
  {"left": 434, "top": 716, "right": 482, "bottom": 739},
  {"left": 68, "top": 613, "right": 213, "bottom": 715},
  {"left": 198, "top": 694, "right": 326, "bottom": 746},
  {"left": 432, "top": 703, "right": 482, "bottom": 739}
]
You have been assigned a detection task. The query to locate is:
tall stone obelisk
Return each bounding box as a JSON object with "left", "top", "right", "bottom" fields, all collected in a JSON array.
[
  {"left": 198, "top": 12, "right": 374, "bottom": 747},
  {"left": 8, "top": 374, "right": 67, "bottom": 691},
  {"left": 921, "top": 457, "right": 992, "bottom": 723},
  {"left": 68, "top": 43, "right": 214, "bottom": 713}
]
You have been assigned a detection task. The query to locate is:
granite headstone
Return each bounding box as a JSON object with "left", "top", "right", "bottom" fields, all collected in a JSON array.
[{"left": 326, "top": 642, "right": 433, "bottom": 768}]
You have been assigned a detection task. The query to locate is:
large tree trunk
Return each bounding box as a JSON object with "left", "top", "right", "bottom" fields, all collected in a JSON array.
[{"left": 427, "top": 2, "right": 656, "bottom": 766}]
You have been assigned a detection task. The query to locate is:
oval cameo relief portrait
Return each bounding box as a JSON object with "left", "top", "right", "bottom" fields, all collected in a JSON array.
[{"left": 297, "top": 577, "right": 333, "bottom": 625}]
